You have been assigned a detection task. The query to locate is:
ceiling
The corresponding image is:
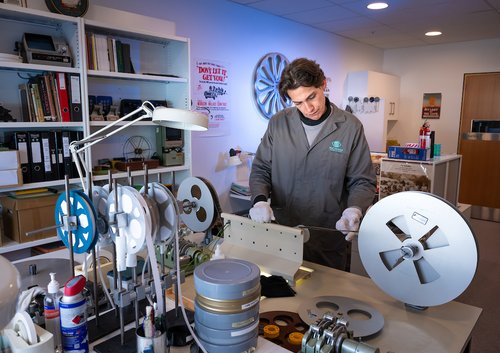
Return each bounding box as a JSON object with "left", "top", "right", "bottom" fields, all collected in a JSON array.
[{"left": 226, "top": 0, "right": 500, "bottom": 49}]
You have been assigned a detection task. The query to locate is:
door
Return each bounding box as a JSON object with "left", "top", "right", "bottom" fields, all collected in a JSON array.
[{"left": 458, "top": 72, "right": 500, "bottom": 222}]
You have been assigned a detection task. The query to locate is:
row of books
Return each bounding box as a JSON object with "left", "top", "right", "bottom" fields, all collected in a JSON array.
[
  {"left": 19, "top": 72, "right": 82, "bottom": 123},
  {"left": 7, "top": 130, "right": 83, "bottom": 184},
  {"left": 86, "top": 32, "right": 134, "bottom": 73}
]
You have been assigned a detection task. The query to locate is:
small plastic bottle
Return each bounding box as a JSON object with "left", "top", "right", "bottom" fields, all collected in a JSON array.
[{"left": 44, "top": 272, "right": 62, "bottom": 352}]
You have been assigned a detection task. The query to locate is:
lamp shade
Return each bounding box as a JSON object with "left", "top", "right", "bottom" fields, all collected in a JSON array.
[
  {"left": 0, "top": 255, "right": 20, "bottom": 329},
  {"left": 152, "top": 106, "right": 208, "bottom": 131}
]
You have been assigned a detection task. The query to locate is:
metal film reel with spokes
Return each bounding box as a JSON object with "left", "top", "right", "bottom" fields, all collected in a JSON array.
[
  {"left": 358, "top": 191, "right": 478, "bottom": 307},
  {"left": 123, "top": 135, "right": 152, "bottom": 160},
  {"left": 54, "top": 190, "right": 98, "bottom": 254}
]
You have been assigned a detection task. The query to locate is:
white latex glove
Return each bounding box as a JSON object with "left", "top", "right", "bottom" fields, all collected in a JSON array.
[
  {"left": 249, "top": 201, "right": 275, "bottom": 223},
  {"left": 335, "top": 207, "right": 362, "bottom": 241}
]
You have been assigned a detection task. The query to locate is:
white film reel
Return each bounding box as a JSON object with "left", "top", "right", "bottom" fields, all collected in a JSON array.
[
  {"left": 358, "top": 191, "right": 478, "bottom": 307},
  {"left": 107, "top": 185, "right": 150, "bottom": 254}
]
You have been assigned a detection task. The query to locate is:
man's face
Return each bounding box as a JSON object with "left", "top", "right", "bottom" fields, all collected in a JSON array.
[{"left": 287, "top": 81, "right": 327, "bottom": 120}]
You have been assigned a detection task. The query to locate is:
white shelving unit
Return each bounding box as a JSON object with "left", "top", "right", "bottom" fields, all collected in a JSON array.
[
  {"left": 344, "top": 70, "right": 400, "bottom": 153},
  {"left": 0, "top": 4, "right": 193, "bottom": 255}
]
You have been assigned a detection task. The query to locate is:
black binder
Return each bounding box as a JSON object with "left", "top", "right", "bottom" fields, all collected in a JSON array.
[
  {"left": 70, "top": 130, "right": 83, "bottom": 178},
  {"left": 60, "top": 130, "right": 73, "bottom": 179},
  {"left": 40, "top": 131, "right": 59, "bottom": 181},
  {"left": 28, "top": 131, "right": 45, "bottom": 183},
  {"left": 10, "top": 132, "right": 31, "bottom": 183},
  {"left": 67, "top": 73, "right": 82, "bottom": 121},
  {"left": 55, "top": 131, "right": 65, "bottom": 179}
]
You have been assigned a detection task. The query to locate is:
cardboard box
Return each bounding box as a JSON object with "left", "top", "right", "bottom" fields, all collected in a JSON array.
[
  {"left": 1, "top": 194, "right": 59, "bottom": 243},
  {"left": 0, "top": 169, "right": 23, "bottom": 188},
  {"left": 0, "top": 150, "right": 20, "bottom": 170},
  {"left": 387, "top": 146, "right": 430, "bottom": 161}
]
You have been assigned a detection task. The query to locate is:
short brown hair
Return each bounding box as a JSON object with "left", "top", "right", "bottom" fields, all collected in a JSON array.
[{"left": 278, "top": 58, "right": 326, "bottom": 100}]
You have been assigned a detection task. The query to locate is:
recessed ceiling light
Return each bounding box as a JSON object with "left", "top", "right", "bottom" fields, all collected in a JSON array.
[
  {"left": 367, "top": 2, "right": 389, "bottom": 10},
  {"left": 425, "top": 31, "right": 442, "bottom": 37}
]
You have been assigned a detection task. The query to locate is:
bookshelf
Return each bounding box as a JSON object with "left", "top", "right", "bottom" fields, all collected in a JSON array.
[{"left": 0, "top": 3, "right": 194, "bottom": 255}]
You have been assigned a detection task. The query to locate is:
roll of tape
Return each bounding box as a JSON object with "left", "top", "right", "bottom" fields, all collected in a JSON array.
[{"left": 13, "top": 311, "right": 37, "bottom": 345}]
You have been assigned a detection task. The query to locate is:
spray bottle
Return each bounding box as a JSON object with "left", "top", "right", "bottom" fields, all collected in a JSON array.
[
  {"left": 44, "top": 272, "right": 62, "bottom": 352},
  {"left": 60, "top": 275, "right": 88, "bottom": 353}
]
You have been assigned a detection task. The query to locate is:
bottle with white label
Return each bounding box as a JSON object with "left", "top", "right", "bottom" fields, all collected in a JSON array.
[{"left": 44, "top": 272, "right": 62, "bottom": 352}]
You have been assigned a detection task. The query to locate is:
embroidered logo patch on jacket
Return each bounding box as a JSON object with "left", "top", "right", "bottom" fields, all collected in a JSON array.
[{"left": 329, "top": 140, "right": 344, "bottom": 153}]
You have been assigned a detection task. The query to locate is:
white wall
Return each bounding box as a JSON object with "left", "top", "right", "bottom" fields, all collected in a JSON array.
[
  {"left": 383, "top": 38, "right": 500, "bottom": 155},
  {"left": 91, "top": 0, "right": 384, "bottom": 212},
  {"left": 31, "top": 0, "right": 499, "bottom": 212}
]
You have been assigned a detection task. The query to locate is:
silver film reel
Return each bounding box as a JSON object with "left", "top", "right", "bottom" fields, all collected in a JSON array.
[
  {"left": 140, "top": 182, "right": 179, "bottom": 244},
  {"left": 91, "top": 185, "right": 113, "bottom": 246},
  {"left": 298, "top": 296, "right": 384, "bottom": 338},
  {"left": 358, "top": 191, "right": 478, "bottom": 307},
  {"left": 177, "top": 177, "right": 217, "bottom": 232}
]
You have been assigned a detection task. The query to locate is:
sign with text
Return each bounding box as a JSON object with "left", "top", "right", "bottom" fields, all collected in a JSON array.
[
  {"left": 422, "top": 92, "right": 441, "bottom": 119},
  {"left": 194, "top": 60, "right": 230, "bottom": 136}
]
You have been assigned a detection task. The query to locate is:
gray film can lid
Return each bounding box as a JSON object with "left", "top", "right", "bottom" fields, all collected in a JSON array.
[{"left": 194, "top": 259, "right": 260, "bottom": 300}]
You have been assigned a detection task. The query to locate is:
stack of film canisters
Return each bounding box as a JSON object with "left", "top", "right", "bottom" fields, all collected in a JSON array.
[{"left": 193, "top": 259, "right": 261, "bottom": 352}]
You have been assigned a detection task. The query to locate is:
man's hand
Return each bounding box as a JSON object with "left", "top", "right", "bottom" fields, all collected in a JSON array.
[
  {"left": 335, "top": 207, "right": 362, "bottom": 241},
  {"left": 249, "top": 201, "right": 275, "bottom": 223}
]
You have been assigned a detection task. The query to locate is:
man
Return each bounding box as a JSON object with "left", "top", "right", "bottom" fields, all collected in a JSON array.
[{"left": 249, "top": 58, "right": 376, "bottom": 270}]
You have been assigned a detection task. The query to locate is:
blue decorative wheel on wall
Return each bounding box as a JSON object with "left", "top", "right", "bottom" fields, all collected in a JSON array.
[{"left": 253, "top": 53, "right": 292, "bottom": 119}]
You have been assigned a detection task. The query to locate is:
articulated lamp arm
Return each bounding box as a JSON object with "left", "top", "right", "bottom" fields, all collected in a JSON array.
[{"left": 70, "top": 101, "right": 155, "bottom": 193}]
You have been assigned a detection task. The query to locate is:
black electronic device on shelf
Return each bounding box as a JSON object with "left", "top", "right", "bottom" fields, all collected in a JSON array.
[{"left": 21, "top": 33, "right": 72, "bottom": 67}]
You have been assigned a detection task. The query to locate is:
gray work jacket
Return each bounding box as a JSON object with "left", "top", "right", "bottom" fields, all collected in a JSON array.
[{"left": 250, "top": 102, "right": 377, "bottom": 229}]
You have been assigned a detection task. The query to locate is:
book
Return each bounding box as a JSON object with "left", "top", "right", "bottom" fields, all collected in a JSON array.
[
  {"left": 18, "top": 83, "right": 33, "bottom": 122},
  {"left": 29, "top": 82, "right": 44, "bottom": 122},
  {"left": 36, "top": 75, "right": 53, "bottom": 121},
  {"left": 43, "top": 73, "right": 58, "bottom": 121},
  {"left": 95, "top": 34, "right": 110, "bottom": 71},
  {"left": 115, "top": 39, "right": 124, "bottom": 73},
  {"left": 107, "top": 36, "right": 116, "bottom": 72},
  {"left": 122, "top": 42, "right": 132, "bottom": 73}
]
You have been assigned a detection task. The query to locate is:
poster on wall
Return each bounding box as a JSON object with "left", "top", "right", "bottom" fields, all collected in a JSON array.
[
  {"left": 193, "top": 59, "right": 230, "bottom": 137},
  {"left": 421, "top": 92, "right": 441, "bottom": 119}
]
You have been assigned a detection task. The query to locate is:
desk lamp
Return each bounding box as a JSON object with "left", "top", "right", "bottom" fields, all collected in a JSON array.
[{"left": 70, "top": 101, "right": 208, "bottom": 194}]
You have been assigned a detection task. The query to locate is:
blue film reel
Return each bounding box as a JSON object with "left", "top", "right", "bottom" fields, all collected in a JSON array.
[{"left": 54, "top": 190, "right": 98, "bottom": 254}]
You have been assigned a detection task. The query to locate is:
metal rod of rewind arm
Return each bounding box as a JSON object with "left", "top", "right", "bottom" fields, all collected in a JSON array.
[{"left": 69, "top": 102, "right": 154, "bottom": 193}]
